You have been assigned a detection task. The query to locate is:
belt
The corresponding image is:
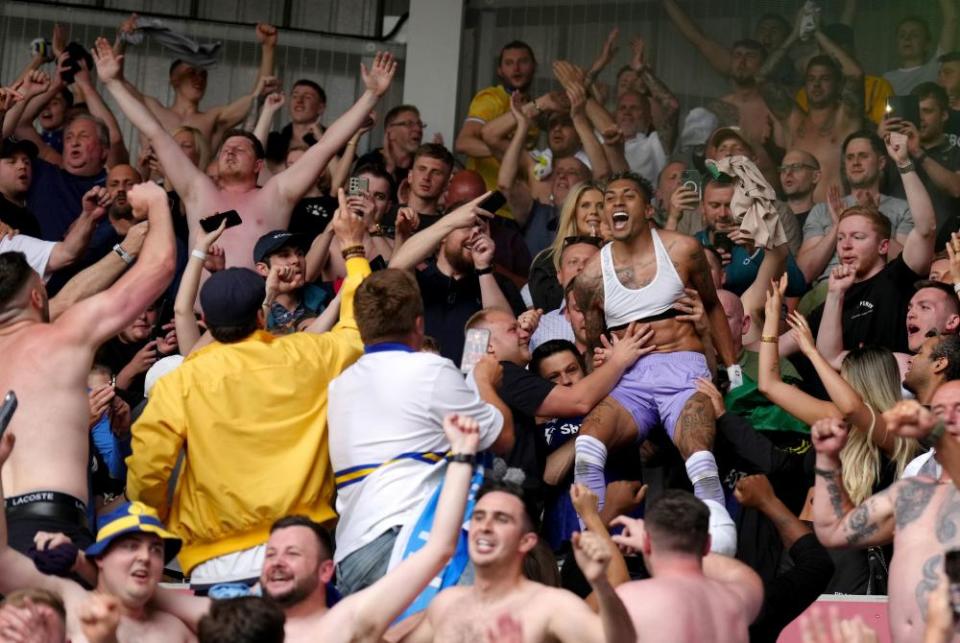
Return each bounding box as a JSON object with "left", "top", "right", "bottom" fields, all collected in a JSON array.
[
  {"left": 5, "top": 491, "right": 89, "bottom": 530},
  {"left": 608, "top": 308, "right": 681, "bottom": 332}
]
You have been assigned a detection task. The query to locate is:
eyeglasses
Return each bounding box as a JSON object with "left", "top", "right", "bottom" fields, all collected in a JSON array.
[
  {"left": 563, "top": 235, "right": 604, "bottom": 249},
  {"left": 389, "top": 120, "right": 426, "bottom": 129},
  {"left": 778, "top": 163, "right": 817, "bottom": 173}
]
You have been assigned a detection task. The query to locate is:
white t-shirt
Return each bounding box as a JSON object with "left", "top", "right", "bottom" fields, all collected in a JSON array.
[
  {"left": 624, "top": 130, "right": 667, "bottom": 185},
  {"left": 328, "top": 350, "right": 503, "bottom": 563},
  {"left": 0, "top": 235, "right": 57, "bottom": 281},
  {"left": 883, "top": 54, "right": 940, "bottom": 95}
]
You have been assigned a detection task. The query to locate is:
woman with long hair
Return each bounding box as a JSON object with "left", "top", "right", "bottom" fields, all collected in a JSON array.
[{"left": 528, "top": 181, "right": 605, "bottom": 311}]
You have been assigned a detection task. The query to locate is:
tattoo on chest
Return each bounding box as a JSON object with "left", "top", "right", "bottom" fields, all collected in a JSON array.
[
  {"left": 916, "top": 553, "right": 944, "bottom": 618},
  {"left": 615, "top": 262, "right": 654, "bottom": 289},
  {"left": 845, "top": 503, "right": 879, "bottom": 545},
  {"left": 815, "top": 469, "right": 845, "bottom": 520},
  {"left": 895, "top": 480, "right": 939, "bottom": 531},
  {"left": 936, "top": 487, "right": 960, "bottom": 543}
]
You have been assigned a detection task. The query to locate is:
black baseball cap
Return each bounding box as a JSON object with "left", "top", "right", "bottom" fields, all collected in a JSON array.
[
  {"left": 253, "top": 230, "right": 310, "bottom": 264},
  {"left": 0, "top": 138, "right": 38, "bottom": 160},
  {"left": 199, "top": 268, "right": 265, "bottom": 327}
]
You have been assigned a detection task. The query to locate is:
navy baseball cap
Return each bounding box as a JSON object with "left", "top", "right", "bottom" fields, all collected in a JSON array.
[
  {"left": 199, "top": 268, "right": 266, "bottom": 327},
  {"left": 253, "top": 230, "right": 310, "bottom": 264},
  {"left": 0, "top": 138, "right": 38, "bottom": 159}
]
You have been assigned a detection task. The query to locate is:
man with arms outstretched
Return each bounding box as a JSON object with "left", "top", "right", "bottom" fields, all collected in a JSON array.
[
  {"left": 92, "top": 38, "right": 396, "bottom": 270},
  {"left": 0, "top": 181, "right": 174, "bottom": 553},
  {"left": 612, "top": 491, "right": 764, "bottom": 643},
  {"left": 572, "top": 171, "right": 737, "bottom": 512},
  {"left": 399, "top": 481, "right": 635, "bottom": 643},
  {"left": 812, "top": 380, "right": 960, "bottom": 643}
]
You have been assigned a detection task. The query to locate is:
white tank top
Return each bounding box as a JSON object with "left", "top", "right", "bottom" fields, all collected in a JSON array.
[{"left": 601, "top": 228, "right": 687, "bottom": 328}]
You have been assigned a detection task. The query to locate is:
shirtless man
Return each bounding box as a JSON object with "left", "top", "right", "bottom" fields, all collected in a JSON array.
[
  {"left": 572, "top": 171, "right": 737, "bottom": 512},
  {"left": 117, "top": 21, "right": 278, "bottom": 146},
  {"left": 763, "top": 33, "right": 864, "bottom": 202},
  {"left": 612, "top": 491, "right": 764, "bottom": 643},
  {"left": 93, "top": 38, "right": 396, "bottom": 270},
  {"left": 0, "top": 181, "right": 174, "bottom": 552},
  {"left": 400, "top": 481, "right": 635, "bottom": 643},
  {"left": 811, "top": 380, "right": 960, "bottom": 643},
  {"left": 121, "top": 415, "right": 538, "bottom": 643},
  {"left": 0, "top": 434, "right": 193, "bottom": 642}
]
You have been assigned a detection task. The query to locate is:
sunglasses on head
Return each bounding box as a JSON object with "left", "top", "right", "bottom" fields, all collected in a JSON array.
[{"left": 562, "top": 235, "right": 603, "bottom": 249}]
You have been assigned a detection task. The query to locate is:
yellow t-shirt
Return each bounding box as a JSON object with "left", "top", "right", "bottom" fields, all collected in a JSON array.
[{"left": 794, "top": 75, "right": 894, "bottom": 125}]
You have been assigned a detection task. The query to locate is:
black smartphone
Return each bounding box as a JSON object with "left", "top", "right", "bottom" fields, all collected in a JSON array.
[
  {"left": 0, "top": 391, "right": 17, "bottom": 439},
  {"left": 478, "top": 191, "right": 507, "bottom": 213},
  {"left": 59, "top": 42, "right": 94, "bottom": 85},
  {"left": 150, "top": 297, "right": 173, "bottom": 347},
  {"left": 679, "top": 169, "right": 702, "bottom": 199},
  {"left": 946, "top": 549, "right": 960, "bottom": 621},
  {"left": 886, "top": 95, "right": 921, "bottom": 127},
  {"left": 199, "top": 210, "right": 242, "bottom": 233},
  {"left": 713, "top": 232, "right": 734, "bottom": 255}
]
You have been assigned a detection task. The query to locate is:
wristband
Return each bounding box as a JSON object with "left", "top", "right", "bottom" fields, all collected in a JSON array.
[
  {"left": 449, "top": 453, "right": 477, "bottom": 465},
  {"left": 112, "top": 244, "right": 134, "bottom": 266},
  {"left": 341, "top": 244, "right": 365, "bottom": 255},
  {"left": 760, "top": 335, "right": 778, "bottom": 343},
  {"left": 475, "top": 266, "right": 494, "bottom": 276},
  {"left": 897, "top": 161, "right": 915, "bottom": 174},
  {"left": 920, "top": 419, "right": 947, "bottom": 449},
  {"left": 191, "top": 249, "right": 207, "bottom": 261}
]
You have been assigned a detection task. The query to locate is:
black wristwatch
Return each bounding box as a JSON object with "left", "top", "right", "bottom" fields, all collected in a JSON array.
[
  {"left": 475, "top": 266, "right": 493, "bottom": 276},
  {"left": 449, "top": 453, "right": 477, "bottom": 465}
]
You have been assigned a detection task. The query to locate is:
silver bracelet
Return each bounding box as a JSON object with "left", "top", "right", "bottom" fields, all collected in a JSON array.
[
  {"left": 191, "top": 249, "right": 207, "bottom": 261},
  {"left": 112, "top": 244, "right": 134, "bottom": 266}
]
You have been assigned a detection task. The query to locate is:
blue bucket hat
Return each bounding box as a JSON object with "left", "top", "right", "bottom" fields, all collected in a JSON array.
[{"left": 85, "top": 501, "right": 182, "bottom": 564}]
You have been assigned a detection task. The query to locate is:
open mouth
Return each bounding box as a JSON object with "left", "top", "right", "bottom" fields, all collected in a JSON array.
[
  {"left": 474, "top": 537, "right": 495, "bottom": 554},
  {"left": 907, "top": 323, "right": 921, "bottom": 336},
  {"left": 611, "top": 211, "right": 629, "bottom": 231}
]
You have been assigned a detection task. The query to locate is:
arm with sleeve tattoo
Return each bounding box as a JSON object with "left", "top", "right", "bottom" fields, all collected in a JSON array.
[
  {"left": 638, "top": 66, "right": 680, "bottom": 153},
  {"left": 686, "top": 241, "right": 736, "bottom": 366},
  {"left": 573, "top": 259, "right": 606, "bottom": 359}
]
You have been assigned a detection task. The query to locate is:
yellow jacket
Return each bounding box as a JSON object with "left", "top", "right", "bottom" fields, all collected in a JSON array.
[
  {"left": 795, "top": 75, "right": 894, "bottom": 125},
  {"left": 126, "top": 257, "right": 370, "bottom": 574}
]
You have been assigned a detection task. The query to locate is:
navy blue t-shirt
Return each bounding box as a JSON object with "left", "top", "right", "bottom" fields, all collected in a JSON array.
[{"left": 26, "top": 158, "right": 105, "bottom": 242}]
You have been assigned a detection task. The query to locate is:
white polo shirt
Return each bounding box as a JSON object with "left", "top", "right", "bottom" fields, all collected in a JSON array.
[{"left": 327, "top": 347, "right": 503, "bottom": 563}]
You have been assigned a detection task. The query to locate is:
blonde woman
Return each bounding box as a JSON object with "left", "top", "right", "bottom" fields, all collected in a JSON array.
[
  {"left": 759, "top": 276, "right": 918, "bottom": 505},
  {"left": 528, "top": 180, "right": 605, "bottom": 311}
]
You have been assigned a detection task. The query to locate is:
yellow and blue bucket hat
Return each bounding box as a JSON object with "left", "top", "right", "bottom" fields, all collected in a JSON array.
[{"left": 85, "top": 501, "right": 181, "bottom": 563}]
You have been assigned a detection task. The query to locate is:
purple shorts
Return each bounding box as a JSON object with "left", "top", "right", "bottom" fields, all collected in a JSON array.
[{"left": 608, "top": 351, "right": 710, "bottom": 442}]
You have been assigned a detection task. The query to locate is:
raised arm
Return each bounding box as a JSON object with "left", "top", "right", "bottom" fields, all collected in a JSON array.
[
  {"left": 48, "top": 187, "right": 111, "bottom": 273},
  {"left": 810, "top": 417, "right": 898, "bottom": 548},
  {"left": 329, "top": 414, "right": 479, "bottom": 640},
  {"left": 174, "top": 221, "right": 226, "bottom": 354},
  {"left": 56, "top": 182, "right": 175, "bottom": 348},
  {"left": 73, "top": 60, "right": 129, "bottom": 166},
  {"left": 939, "top": 0, "right": 959, "bottom": 54},
  {"left": 496, "top": 92, "right": 535, "bottom": 224},
  {"left": 93, "top": 38, "right": 208, "bottom": 204},
  {"left": 208, "top": 24, "right": 278, "bottom": 141},
  {"left": 566, "top": 530, "right": 636, "bottom": 643},
  {"left": 389, "top": 193, "right": 492, "bottom": 270},
  {"left": 630, "top": 37, "right": 680, "bottom": 153},
  {"left": 662, "top": 0, "right": 733, "bottom": 76},
  {"left": 268, "top": 52, "right": 396, "bottom": 209},
  {"left": 813, "top": 29, "right": 864, "bottom": 119},
  {"left": 887, "top": 132, "right": 937, "bottom": 275},
  {"left": 570, "top": 484, "right": 631, "bottom": 594},
  {"left": 567, "top": 83, "right": 610, "bottom": 181},
  {"left": 740, "top": 241, "right": 787, "bottom": 324},
  {"left": 253, "top": 92, "right": 285, "bottom": 149},
  {"left": 757, "top": 276, "right": 840, "bottom": 425}
]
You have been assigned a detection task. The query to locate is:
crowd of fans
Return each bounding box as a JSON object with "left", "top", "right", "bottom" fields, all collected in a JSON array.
[{"left": 2, "top": 2, "right": 960, "bottom": 641}]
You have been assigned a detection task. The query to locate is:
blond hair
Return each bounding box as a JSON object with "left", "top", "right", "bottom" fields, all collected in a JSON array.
[{"left": 548, "top": 181, "right": 604, "bottom": 273}]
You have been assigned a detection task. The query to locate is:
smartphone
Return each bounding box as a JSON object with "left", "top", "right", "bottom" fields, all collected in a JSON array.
[
  {"left": 885, "top": 95, "right": 921, "bottom": 127},
  {"left": 199, "top": 210, "right": 242, "bottom": 233},
  {"left": 349, "top": 176, "right": 369, "bottom": 197},
  {"left": 478, "top": 191, "right": 507, "bottom": 213},
  {"left": 0, "top": 391, "right": 17, "bottom": 439},
  {"left": 679, "top": 170, "right": 702, "bottom": 199},
  {"left": 714, "top": 232, "right": 734, "bottom": 255},
  {"left": 946, "top": 549, "right": 960, "bottom": 620},
  {"left": 461, "top": 328, "right": 491, "bottom": 374}
]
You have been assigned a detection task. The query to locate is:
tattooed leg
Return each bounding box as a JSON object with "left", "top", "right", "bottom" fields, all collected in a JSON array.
[
  {"left": 574, "top": 397, "right": 636, "bottom": 511},
  {"left": 674, "top": 392, "right": 724, "bottom": 506}
]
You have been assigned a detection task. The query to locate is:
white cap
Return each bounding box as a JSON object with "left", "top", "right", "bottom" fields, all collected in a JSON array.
[{"left": 144, "top": 355, "right": 184, "bottom": 398}]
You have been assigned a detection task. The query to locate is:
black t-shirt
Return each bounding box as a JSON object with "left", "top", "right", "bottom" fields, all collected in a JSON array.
[
  {"left": 890, "top": 141, "right": 960, "bottom": 248},
  {"left": 355, "top": 148, "right": 409, "bottom": 201},
  {"left": 415, "top": 259, "right": 526, "bottom": 364},
  {"left": 497, "top": 361, "right": 555, "bottom": 503},
  {"left": 0, "top": 195, "right": 41, "bottom": 238},
  {"left": 289, "top": 195, "right": 338, "bottom": 242},
  {"left": 946, "top": 109, "right": 960, "bottom": 151},
  {"left": 808, "top": 255, "right": 921, "bottom": 353},
  {"left": 96, "top": 337, "right": 151, "bottom": 406}
]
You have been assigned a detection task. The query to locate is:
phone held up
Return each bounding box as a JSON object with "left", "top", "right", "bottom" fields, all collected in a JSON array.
[
  {"left": 199, "top": 210, "right": 243, "bottom": 234},
  {"left": 461, "top": 328, "right": 491, "bottom": 374}
]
